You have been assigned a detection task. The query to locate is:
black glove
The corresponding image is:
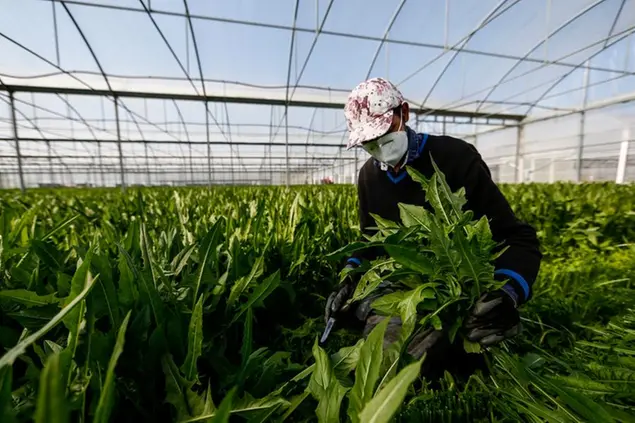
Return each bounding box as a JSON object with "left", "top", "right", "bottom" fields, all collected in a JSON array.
[
  {"left": 324, "top": 274, "right": 358, "bottom": 323},
  {"left": 464, "top": 289, "right": 522, "bottom": 347}
]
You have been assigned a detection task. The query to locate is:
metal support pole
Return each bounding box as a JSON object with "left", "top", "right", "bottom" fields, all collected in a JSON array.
[
  {"left": 577, "top": 61, "right": 590, "bottom": 182},
  {"left": 98, "top": 141, "right": 104, "bottom": 186},
  {"left": 285, "top": 104, "right": 290, "bottom": 186},
  {"left": 143, "top": 98, "right": 150, "bottom": 186},
  {"left": 576, "top": 112, "right": 586, "bottom": 183},
  {"left": 515, "top": 124, "right": 523, "bottom": 183},
  {"left": 9, "top": 92, "right": 25, "bottom": 192},
  {"left": 616, "top": 128, "right": 630, "bottom": 184},
  {"left": 549, "top": 158, "right": 555, "bottom": 183},
  {"left": 189, "top": 142, "right": 194, "bottom": 185},
  {"left": 144, "top": 142, "right": 150, "bottom": 186},
  {"left": 529, "top": 158, "right": 536, "bottom": 182},
  {"left": 114, "top": 96, "right": 125, "bottom": 191},
  {"left": 354, "top": 147, "right": 359, "bottom": 184},
  {"left": 205, "top": 102, "right": 211, "bottom": 186}
]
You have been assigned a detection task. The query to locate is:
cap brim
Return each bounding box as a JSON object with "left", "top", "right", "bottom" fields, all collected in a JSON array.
[{"left": 345, "top": 111, "right": 394, "bottom": 150}]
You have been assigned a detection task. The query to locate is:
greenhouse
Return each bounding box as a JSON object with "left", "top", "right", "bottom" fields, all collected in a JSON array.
[{"left": 1, "top": 1, "right": 635, "bottom": 423}]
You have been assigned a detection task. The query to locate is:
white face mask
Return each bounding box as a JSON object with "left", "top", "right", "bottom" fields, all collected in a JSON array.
[{"left": 362, "top": 110, "right": 407, "bottom": 168}]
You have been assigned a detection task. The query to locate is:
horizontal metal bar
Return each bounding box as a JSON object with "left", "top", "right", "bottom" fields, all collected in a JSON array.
[
  {"left": 1, "top": 165, "right": 321, "bottom": 172},
  {"left": 0, "top": 84, "right": 526, "bottom": 121},
  {"left": 0, "top": 137, "right": 352, "bottom": 148},
  {"left": 0, "top": 154, "right": 358, "bottom": 161}
]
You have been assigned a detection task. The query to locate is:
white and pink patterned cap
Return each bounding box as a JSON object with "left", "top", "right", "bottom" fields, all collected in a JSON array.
[{"left": 344, "top": 77, "right": 404, "bottom": 149}]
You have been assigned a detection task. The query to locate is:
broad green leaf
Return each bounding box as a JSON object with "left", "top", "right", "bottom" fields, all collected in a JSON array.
[
  {"left": 430, "top": 314, "right": 443, "bottom": 330},
  {"left": 405, "top": 166, "right": 430, "bottom": 190},
  {"left": 453, "top": 229, "right": 490, "bottom": 289},
  {"left": 60, "top": 254, "right": 96, "bottom": 388},
  {"left": 358, "top": 359, "right": 422, "bottom": 423},
  {"left": 540, "top": 375, "right": 616, "bottom": 423},
  {"left": 370, "top": 291, "right": 407, "bottom": 315},
  {"left": 348, "top": 318, "right": 389, "bottom": 422},
  {"left": 0, "top": 289, "right": 59, "bottom": 308},
  {"left": 233, "top": 270, "right": 281, "bottom": 322},
  {"left": 172, "top": 243, "right": 197, "bottom": 276},
  {"left": 92, "top": 253, "right": 121, "bottom": 329},
  {"left": 35, "top": 353, "right": 69, "bottom": 423},
  {"left": 117, "top": 250, "right": 138, "bottom": 308},
  {"left": 332, "top": 339, "right": 365, "bottom": 381},
  {"left": 117, "top": 244, "right": 164, "bottom": 325},
  {"left": 8, "top": 206, "right": 35, "bottom": 246},
  {"left": 278, "top": 339, "right": 365, "bottom": 396},
  {"left": 93, "top": 310, "right": 132, "bottom": 423},
  {"left": 351, "top": 270, "right": 383, "bottom": 303},
  {"left": 245, "top": 403, "right": 282, "bottom": 423},
  {"left": 0, "top": 272, "right": 97, "bottom": 370},
  {"left": 316, "top": 381, "right": 348, "bottom": 423},
  {"left": 227, "top": 253, "right": 265, "bottom": 306},
  {"left": 193, "top": 221, "right": 222, "bottom": 308},
  {"left": 178, "top": 394, "right": 289, "bottom": 423},
  {"left": 210, "top": 388, "right": 235, "bottom": 423},
  {"left": 280, "top": 391, "right": 310, "bottom": 421},
  {"left": 182, "top": 296, "right": 204, "bottom": 382},
  {"left": 31, "top": 240, "right": 63, "bottom": 270},
  {"left": 62, "top": 251, "right": 94, "bottom": 332},
  {"left": 384, "top": 244, "right": 435, "bottom": 275},
  {"left": 426, "top": 173, "right": 452, "bottom": 225},
  {"left": 308, "top": 339, "right": 349, "bottom": 423},
  {"left": 43, "top": 340, "right": 63, "bottom": 356},
  {"left": 463, "top": 338, "right": 482, "bottom": 354},
  {"left": 369, "top": 213, "right": 400, "bottom": 236},
  {"left": 41, "top": 214, "right": 80, "bottom": 241},
  {"left": 7, "top": 305, "right": 60, "bottom": 330},
  {"left": 398, "top": 203, "right": 432, "bottom": 230},
  {"left": 56, "top": 272, "right": 71, "bottom": 297},
  {"left": 378, "top": 286, "right": 431, "bottom": 385},
  {"left": 162, "top": 355, "right": 206, "bottom": 421},
  {"left": 241, "top": 307, "right": 253, "bottom": 372},
  {"left": 231, "top": 394, "right": 290, "bottom": 419},
  {"left": 0, "top": 367, "right": 15, "bottom": 423},
  {"left": 429, "top": 156, "right": 466, "bottom": 221},
  {"left": 426, "top": 218, "right": 460, "bottom": 275},
  {"left": 203, "top": 382, "right": 216, "bottom": 418},
  {"left": 140, "top": 222, "right": 160, "bottom": 287}
]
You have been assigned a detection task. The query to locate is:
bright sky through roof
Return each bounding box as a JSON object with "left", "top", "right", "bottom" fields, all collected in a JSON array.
[{"left": 1, "top": 0, "right": 635, "bottom": 187}]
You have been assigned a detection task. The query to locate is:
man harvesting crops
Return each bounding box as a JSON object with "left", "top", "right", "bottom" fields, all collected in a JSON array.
[{"left": 324, "top": 77, "right": 542, "bottom": 377}]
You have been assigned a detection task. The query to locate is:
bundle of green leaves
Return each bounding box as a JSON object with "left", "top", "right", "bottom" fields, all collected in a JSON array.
[{"left": 329, "top": 160, "right": 504, "bottom": 359}]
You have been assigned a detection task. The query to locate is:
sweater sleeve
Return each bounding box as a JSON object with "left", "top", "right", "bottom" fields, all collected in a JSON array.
[{"left": 460, "top": 143, "right": 542, "bottom": 304}]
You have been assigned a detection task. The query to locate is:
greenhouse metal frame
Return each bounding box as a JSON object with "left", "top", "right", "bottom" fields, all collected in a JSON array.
[{"left": 1, "top": 0, "right": 634, "bottom": 190}]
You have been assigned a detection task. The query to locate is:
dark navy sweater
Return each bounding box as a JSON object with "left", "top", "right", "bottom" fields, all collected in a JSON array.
[{"left": 347, "top": 128, "right": 542, "bottom": 305}]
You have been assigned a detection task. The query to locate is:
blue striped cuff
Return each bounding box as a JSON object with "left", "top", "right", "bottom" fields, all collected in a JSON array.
[
  {"left": 495, "top": 269, "right": 530, "bottom": 301},
  {"left": 346, "top": 257, "right": 361, "bottom": 267}
]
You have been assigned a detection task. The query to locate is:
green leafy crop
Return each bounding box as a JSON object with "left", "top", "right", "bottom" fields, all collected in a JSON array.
[{"left": 0, "top": 177, "right": 633, "bottom": 422}]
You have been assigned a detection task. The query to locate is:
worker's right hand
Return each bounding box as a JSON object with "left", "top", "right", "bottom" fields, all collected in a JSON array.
[{"left": 324, "top": 273, "right": 358, "bottom": 323}]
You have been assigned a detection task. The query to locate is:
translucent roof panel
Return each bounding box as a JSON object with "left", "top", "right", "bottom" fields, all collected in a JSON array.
[
  {"left": 1, "top": 1, "right": 632, "bottom": 110},
  {"left": 1, "top": 0, "right": 635, "bottom": 187}
]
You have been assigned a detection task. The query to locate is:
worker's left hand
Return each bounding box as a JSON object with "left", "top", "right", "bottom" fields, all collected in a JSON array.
[{"left": 464, "top": 289, "right": 522, "bottom": 347}]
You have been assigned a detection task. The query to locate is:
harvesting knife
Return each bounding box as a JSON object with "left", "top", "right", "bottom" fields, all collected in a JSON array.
[{"left": 320, "top": 317, "right": 336, "bottom": 344}]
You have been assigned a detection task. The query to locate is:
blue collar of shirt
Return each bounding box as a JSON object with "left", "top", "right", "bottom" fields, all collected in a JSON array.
[{"left": 374, "top": 127, "right": 428, "bottom": 182}]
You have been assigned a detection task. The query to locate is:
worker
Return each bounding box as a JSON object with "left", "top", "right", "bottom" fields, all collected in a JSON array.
[{"left": 323, "top": 77, "right": 542, "bottom": 378}]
